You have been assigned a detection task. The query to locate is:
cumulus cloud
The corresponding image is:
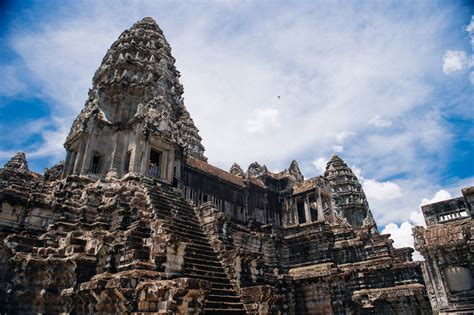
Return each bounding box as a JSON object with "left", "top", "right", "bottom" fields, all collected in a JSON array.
[
  {"left": 420, "top": 189, "right": 452, "bottom": 206},
  {"left": 313, "top": 157, "right": 328, "bottom": 175},
  {"left": 442, "top": 50, "right": 468, "bottom": 75},
  {"left": 381, "top": 222, "right": 423, "bottom": 261},
  {"left": 368, "top": 114, "right": 392, "bottom": 127},
  {"left": 245, "top": 108, "right": 280, "bottom": 133},
  {"left": 442, "top": 15, "right": 474, "bottom": 83},
  {"left": 379, "top": 187, "right": 461, "bottom": 261},
  {"left": 363, "top": 179, "right": 402, "bottom": 201}
]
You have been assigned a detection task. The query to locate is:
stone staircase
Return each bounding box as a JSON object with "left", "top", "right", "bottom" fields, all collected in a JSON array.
[{"left": 141, "top": 177, "right": 246, "bottom": 315}]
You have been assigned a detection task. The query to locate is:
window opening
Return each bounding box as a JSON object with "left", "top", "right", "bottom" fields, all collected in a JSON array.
[
  {"left": 90, "top": 152, "right": 101, "bottom": 174},
  {"left": 124, "top": 150, "right": 132, "bottom": 173},
  {"left": 148, "top": 149, "right": 161, "bottom": 178},
  {"left": 297, "top": 200, "right": 306, "bottom": 224}
]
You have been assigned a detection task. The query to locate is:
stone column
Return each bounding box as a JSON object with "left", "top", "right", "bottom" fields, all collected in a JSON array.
[
  {"left": 304, "top": 195, "right": 312, "bottom": 223},
  {"left": 80, "top": 133, "right": 94, "bottom": 175},
  {"left": 293, "top": 199, "right": 299, "bottom": 225},
  {"left": 316, "top": 188, "right": 324, "bottom": 222},
  {"left": 129, "top": 129, "right": 141, "bottom": 175},
  {"left": 106, "top": 132, "right": 120, "bottom": 179},
  {"left": 140, "top": 140, "right": 151, "bottom": 175},
  {"left": 73, "top": 140, "right": 86, "bottom": 175}
]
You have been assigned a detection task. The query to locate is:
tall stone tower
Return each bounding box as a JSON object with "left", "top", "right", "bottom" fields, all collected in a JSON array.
[
  {"left": 324, "top": 155, "right": 376, "bottom": 229},
  {"left": 63, "top": 17, "right": 206, "bottom": 181}
]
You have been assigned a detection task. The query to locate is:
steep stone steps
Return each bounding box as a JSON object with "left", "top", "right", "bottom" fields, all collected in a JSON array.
[{"left": 141, "top": 178, "right": 246, "bottom": 315}]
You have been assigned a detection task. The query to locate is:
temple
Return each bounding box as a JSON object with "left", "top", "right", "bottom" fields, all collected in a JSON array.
[
  {"left": 0, "top": 17, "right": 437, "bottom": 314},
  {"left": 414, "top": 187, "right": 474, "bottom": 313}
]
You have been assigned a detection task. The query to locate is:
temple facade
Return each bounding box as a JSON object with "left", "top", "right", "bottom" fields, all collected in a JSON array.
[
  {"left": 0, "top": 17, "right": 433, "bottom": 314},
  {"left": 414, "top": 186, "right": 474, "bottom": 313}
]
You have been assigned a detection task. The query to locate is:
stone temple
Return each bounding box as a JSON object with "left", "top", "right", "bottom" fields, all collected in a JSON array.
[{"left": 1, "top": 17, "right": 469, "bottom": 314}]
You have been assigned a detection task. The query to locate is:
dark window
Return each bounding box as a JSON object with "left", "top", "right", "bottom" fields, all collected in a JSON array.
[
  {"left": 90, "top": 153, "right": 101, "bottom": 174},
  {"left": 297, "top": 200, "right": 306, "bottom": 224},
  {"left": 124, "top": 150, "right": 132, "bottom": 173},
  {"left": 148, "top": 149, "right": 161, "bottom": 178},
  {"left": 310, "top": 206, "right": 318, "bottom": 221}
]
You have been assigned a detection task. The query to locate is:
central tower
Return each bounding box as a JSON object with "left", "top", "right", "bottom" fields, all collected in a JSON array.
[{"left": 63, "top": 17, "right": 206, "bottom": 181}]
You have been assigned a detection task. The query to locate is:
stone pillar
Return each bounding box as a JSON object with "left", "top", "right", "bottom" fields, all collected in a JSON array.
[
  {"left": 293, "top": 199, "right": 299, "bottom": 225},
  {"left": 141, "top": 141, "right": 151, "bottom": 175},
  {"left": 80, "top": 133, "right": 94, "bottom": 175},
  {"left": 304, "top": 195, "right": 312, "bottom": 223},
  {"left": 106, "top": 132, "right": 120, "bottom": 179},
  {"left": 162, "top": 149, "right": 169, "bottom": 180},
  {"left": 73, "top": 141, "right": 86, "bottom": 175},
  {"left": 130, "top": 129, "right": 143, "bottom": 174},
  {"left": 316, "top": 188, "right": 324, "bottom": 222},
  {"left": 63, "top": 150, "right": 72, "bottom": 177}
]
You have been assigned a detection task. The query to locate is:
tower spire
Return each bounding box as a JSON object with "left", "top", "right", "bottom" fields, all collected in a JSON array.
[
  {"left": 64, "top": 17, "right": 206, "bottom": 180},
  {"left": 324, "top": 155, "right": 375, "bottom": 229}
]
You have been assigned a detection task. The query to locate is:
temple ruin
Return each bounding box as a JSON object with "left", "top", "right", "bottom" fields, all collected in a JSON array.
[
  {"left": 0, "top": 17, "right": 441, "bottom": 314},
  {"left": 414, "top": 187, "right": 474, "bottom": 313}
]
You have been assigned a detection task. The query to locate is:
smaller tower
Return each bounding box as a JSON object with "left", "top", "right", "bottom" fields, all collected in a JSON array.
[{"left": 324, "top": 155, "right": 375, "bottom": 229}]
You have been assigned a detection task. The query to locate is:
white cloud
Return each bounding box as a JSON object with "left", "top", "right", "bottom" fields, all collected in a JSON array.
[
  {"left": 420, "top": 189, "right": 452, "bottom": 206},
  {"left": 466, "top": 16, "right": 474, "bottom": 33},
  {"left": 410, "top": 209, "right": 426, "bottom": 227},
  {"left": 363, "top": 179, "right": 402, "bottom": 201},
  {"left": 368, "top": 114, "right": 392, "bottom": 127},
  {"left": 381, "top": 222, "right": 423, "bottom": 261},
  {"left": 335, "top": 130, "right": 356, "bottom": 143},
  {"left": 466, "top": 15, "right": 474, "bottom": 48},
  {"left": 313, "top": 157, "right": 328, "bottom": 175},
  {"left": 245, "top": 108, "right": 280, "bottom": 133},
  {"left": 442, "top": 50, "right": 468, "bottom": 75},
  {"left": 3, "top": 1, "right": 453, "bottom": 172},
  {"left": 378, "top": 183, "right": 472, "bottom": 261}
]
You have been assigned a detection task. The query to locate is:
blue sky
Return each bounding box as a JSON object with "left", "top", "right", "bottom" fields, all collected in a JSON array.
[{"left": 0, "top": 1, "right": 473, "bottom": 257}]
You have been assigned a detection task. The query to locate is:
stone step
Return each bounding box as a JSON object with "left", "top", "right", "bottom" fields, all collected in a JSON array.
[
  {"left": 204, "top": 301, "right": 245, "bottom": 310},
  {"left": 151, "top": 206, "right": 198, "bottom": 221},
  {"left": 150, "top": 202, "right": 198, "bottom": 219},
  {"left": 210, "top": 288, "right": 240, "bottom": 297},
  {"left": 160, "top": 219, "right": 203, "bottom": 234},
  {"left": 203, "top": 308, "right": 246, "bottom": 315},
  {"left": 183, "top": 269, "right": 228, "bottom": 279},
  {"left": 150, "top": 197, "right": 195, "bottom": 212},
  {"left": 185, "top": 246, "right": 218, "bottom": 257},
  {"left": 183, "top": 273, "right": 230, "bottom": 284},
  {"left": 185, "top": 251, "right": 218, "bottom": 262},
  {"left": 183, "top": 262, "right": 225, "bottom": 273},
  {"left": 207, "top": 294, "right": 242, "bottom": 303},
  {"left": 186, "top": 242, "right": 216, "bottom": 252},
  {"left": 209, "top": 282, "right": 234, "bottom": 290},
  {"left": 184, "top": 257, "right": 223, "bottom": 267}
]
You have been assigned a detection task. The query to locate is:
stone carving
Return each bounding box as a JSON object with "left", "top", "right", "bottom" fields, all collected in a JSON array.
[
  {"left": 246, "top": 162, "right": 268, "bottom": 178},
  {"left": 230, "top": 163, "right": 245, "bottom": 177}
]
